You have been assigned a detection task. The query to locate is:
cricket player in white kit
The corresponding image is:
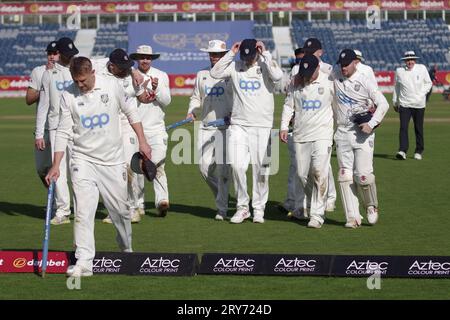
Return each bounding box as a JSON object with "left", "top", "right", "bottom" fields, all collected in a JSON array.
[
  {"left": 187, "top": 40, "right": 232, "bottom": 221},
  {"left": 91, "top": 49, "right": 148, "bottom": 224},
  {"left": 302, "top": 38, "right": 337, "bottom": 212},
  {"left": 332, "top": 49, "right": 389, "bottom": 228},
  {"left": 35, "top": 37, "right": 79, "bottom": 225},
  {"left": 26, "top": 41, "right": 59, "bottom": 186},
  {"left": 130, "top": 45, "right": 171, "bottom": 217},
  {"left": 45, "top": 57, "right": 152, "bottom": 277},
  {"left": 279, "top": 47, "right": 306, "bottom": 216},
  {"left": 211, "top": 39, "right": 283, "bottom": 223},
  {"left": 280, "top": 54, "right": 334, "bottom": 228}
]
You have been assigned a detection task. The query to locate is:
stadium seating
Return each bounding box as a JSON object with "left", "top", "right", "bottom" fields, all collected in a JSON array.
[
  {"left": 291, "top": 18, "right": 450, "bottom": 71},
  {"left": 2, "top": 19, "right": 449, "bottom": 75},
  {"left": 0, "top": 24, "right": 76, "bottom": 76},
  {"left": 91, "top": 23, "right": 128, "bottom": 58},
  {"left": 253, "top": 20, "right": 276, "bottom": 52}
]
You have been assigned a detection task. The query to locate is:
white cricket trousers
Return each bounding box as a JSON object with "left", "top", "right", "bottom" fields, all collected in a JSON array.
[
  {"left": 284, "top": 133, "right": 305, "bottom": 211},
  {"left": 286, "top": 135, "right": 336, "bottom": 212},
  {"left": 70, "top": 158, "right": 132, "bottom": 271},
  {"left": 49, "top": 129, "right": 71, "bottom": 217},
  {"left": 197, "top": 128, "right": 230, "bottom": 214},
  {"left": 144, "top": 131, "right": 169, "bottom": 207},
  {"left": 227, "top": 125, "right": 271, "bottom": 213},
  {"left": 294, "top": 139, "right": 332, "bottom": 224},
  {"left": 122, "top": 130, "right": 145, "bottom": 211},
  {"left": 35, "top": 129, "right": 52, "bottom": 185},
  {"left": 335, "top": 127, "right": 375, "bottom": 222}
]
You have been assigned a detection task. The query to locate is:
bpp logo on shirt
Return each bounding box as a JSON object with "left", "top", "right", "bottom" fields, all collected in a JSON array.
[
  {"left": 205, "top": 85, "right": 224, "bottom": 97},
  {"left": 81, "top": 113, "right": 110, "bottom": 129},
  {"left": 55, "top": 80, "right": 73, "bottom": 91},
  {"left": 302, "top": 99, "right": 322, "bottom": 111},
  {"left": 239, "top": 79, "right": 261, "bottom": 92}
]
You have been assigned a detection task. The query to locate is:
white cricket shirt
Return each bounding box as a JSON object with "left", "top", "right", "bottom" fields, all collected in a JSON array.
[
  {"left": 332, "top": 68, "right": 389, "bottom": 129},
  {"left": 35, "top": 62, "right": 73, "bottom": 138},
  {"left": 54, "top": 75, "right": 141, "bottom": 165},
  {"left": 188, "top": 68, "right": 232, "bottom": 129},
  {"left": 393, "top": 63, "right": 432, "bottom": 109},
  {"left": 281, "top": 71, "right": 334, "bottom": 143},
  {"left": 210, "top": 50, "right": 283, "bottom": 128}
]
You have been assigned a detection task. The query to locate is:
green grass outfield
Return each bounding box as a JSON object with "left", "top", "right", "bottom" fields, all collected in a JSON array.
[{"left": 0, "top": 94, "right": 449, "bottom": 300}]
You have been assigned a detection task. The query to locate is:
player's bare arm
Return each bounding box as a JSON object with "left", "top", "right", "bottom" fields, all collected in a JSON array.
[
  {"left": 45, "top": 151, "right": 64, "bottom": 185},
  {"left": 279, "top": 130, "right": 289, "bottom": 143},
  {"left": 26, "top": 88, "right": 40, "bottom": 105}
]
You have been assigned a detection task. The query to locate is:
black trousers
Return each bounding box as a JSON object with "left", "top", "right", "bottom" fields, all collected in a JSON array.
[{"left": 399, "top": 106, "right": 425, "bottom": 154}]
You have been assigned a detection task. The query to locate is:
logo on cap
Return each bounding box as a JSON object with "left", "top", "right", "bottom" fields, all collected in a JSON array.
[
  {"left": 341, "top": 53, "right": 346, "bottom": 58},
  {"left": 307, "top": 41, "right": 312, "bottom": 47},
  {"left": 124, "top": 56, "right": 128, "bottom": 60},
  {"left": 303, "top": 63, "right": 308, "bottom": 69},
  {"left": 51, "top": 43, "right": 56, "bottom": 47},
  {"left": 69, "top": 44, "right": 73, "bottom": 49},
  {"left": 245, "top": 49, "right": 249, "bottom": 54}
]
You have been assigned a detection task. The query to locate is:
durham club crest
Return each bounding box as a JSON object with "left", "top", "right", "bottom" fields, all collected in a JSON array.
[{"left": 101, "top": 94, "right": 109, "bottom": 104}]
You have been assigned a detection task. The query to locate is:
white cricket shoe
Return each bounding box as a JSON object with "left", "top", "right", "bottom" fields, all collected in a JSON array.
[
  {"left": 414, "top": 153, "right": 423, "bottom": 160},
  {"left": 252, "top": 211, "right": 265, "bottom": 224},
  {"left": 367, "top": 206, "right": 379, "bottom": 225},
  {"left": 345, "top": 218, "right": 361, "bottom": 229},
  {"left": 230, "top": 209, "right": 250, "bottom": 224},
  {"left": 102, "top": 215, "right": 112, "bottom": 224},
  {"left": 396, "top": 151, "right": 406, "bottom": 160},
  {"left": 66, "top": 265, "right": 93, "bottom": 277},
  {"left": 307, "top": 218, "right": 322, "bottom": 229},
  {"left": 50, "top": 215, "right": 70, "bottom": 225},
  {"left": 215, "top": 211, "right": 227, "bottom": 221},
  {"left": 137, "top": 208, "right": 146, "bottom": 216},
  {"left": 131, "top": 210, "right": 141, "bottom": 223}
]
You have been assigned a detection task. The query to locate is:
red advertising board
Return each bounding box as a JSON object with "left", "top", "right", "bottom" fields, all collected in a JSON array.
[
  {"left": 169, "top": 74, "right": 197, "bottom": 89},
  {"left": 0, "top": 76, "right": 31, "bottom": 91},
  {"left": 0, "top": 251, "right": 70, "bottom": 273},
  {"left": 1, "top": 1, "right": 449, "bottom": 15},
  {"left": 2, "top": 72, "right": 449, "bottom": 95},
  {"left": 375, "top": 71, "right": 394, "bottom": 86}
]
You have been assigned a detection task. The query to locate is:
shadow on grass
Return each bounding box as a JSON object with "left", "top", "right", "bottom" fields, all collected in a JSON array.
[
  {"left": 374, "top": 153, "right": 396, "bottom": 160},
  {"left": 0, "top": 202, "right": 46, "bottom": 219},
  {"left": 0, "top": 199, "right": 347, "bottom": 226}
]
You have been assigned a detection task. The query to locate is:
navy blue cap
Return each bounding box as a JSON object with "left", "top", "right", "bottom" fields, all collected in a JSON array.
[
  {"left": 294, "top": 47, "right": 304, "bottom": 56},
  {"left": 336, "top": 49, "right": 358, "bottom": 66},
  {"left": 109, "top": 49, "right": 134, "bottom": 70},
  {"left": 239, "top": 39, "right": 257, "bottom": 60},
  {"left": 303, "top": 38, "right": 322, "bottom": 54},
  {"left": 298, "top": 54, "right": 319, "bottom": 78},
  {"left": 46, "top": 41, "right": 58, "bottom": 53},
  {"left": 56, "top": 37, "right": 79, "bottom": 57},
  {"left": 130, "top": 152, "right": 157, "bottom": 182}
]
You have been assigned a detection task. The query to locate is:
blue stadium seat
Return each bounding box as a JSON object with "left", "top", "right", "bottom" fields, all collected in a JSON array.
[{"left": 291, "top": 18, "right": 450, "bottom": 71}]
